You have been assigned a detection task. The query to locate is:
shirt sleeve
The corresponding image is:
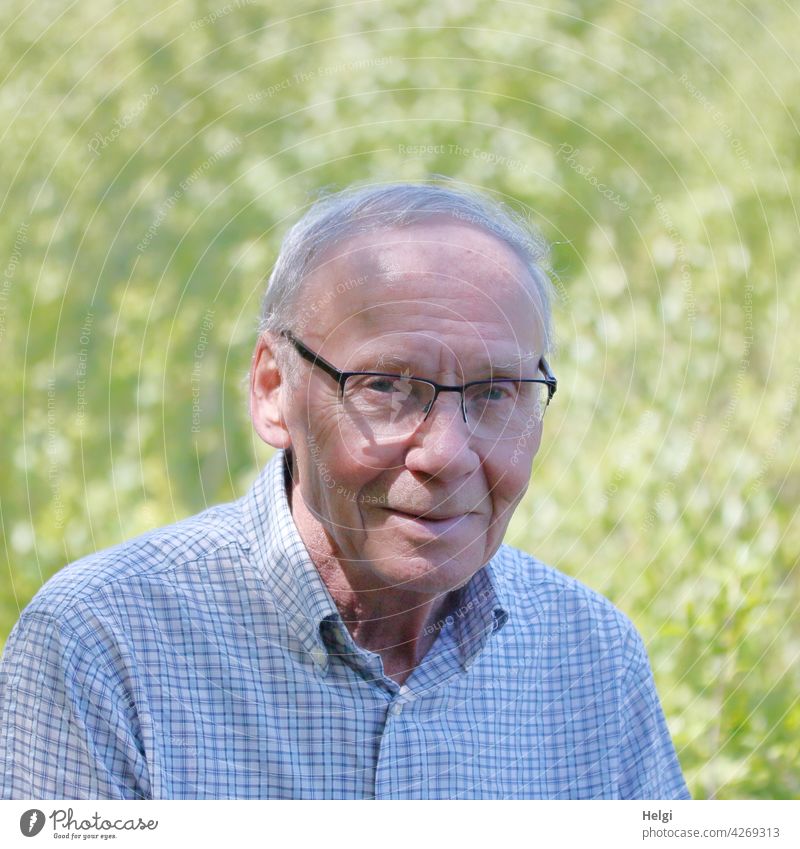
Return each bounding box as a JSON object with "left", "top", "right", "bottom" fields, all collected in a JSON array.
[
  {"left": 0, "top": 611, "right": 150, "bottom": 800},
  {"left": 617, "top": 626, "right": 691, "bottom": 800}
]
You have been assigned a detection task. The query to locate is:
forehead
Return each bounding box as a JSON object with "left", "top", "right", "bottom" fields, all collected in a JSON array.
[{"left": 297, "top": 220, "right": 545, "bottom": 362}]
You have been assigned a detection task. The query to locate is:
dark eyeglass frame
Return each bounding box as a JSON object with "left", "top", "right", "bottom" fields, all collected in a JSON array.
[{"left": 279, "top": 329, "right": 557, "bottom": 425}]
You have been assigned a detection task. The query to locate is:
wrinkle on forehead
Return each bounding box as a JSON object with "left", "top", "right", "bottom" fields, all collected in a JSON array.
[
  {"left": 307, "top": 219, "right": 535, "bottom": 295},
  {"left": 297, "top": 221, "right": 545, "bottom": 357}
]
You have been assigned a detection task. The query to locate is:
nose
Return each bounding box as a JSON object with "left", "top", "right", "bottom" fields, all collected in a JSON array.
[{"left": 403, "top": 390, "right": 480, "bottom": 480}]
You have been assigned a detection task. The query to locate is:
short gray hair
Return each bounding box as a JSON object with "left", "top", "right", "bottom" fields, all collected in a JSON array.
[{"left": 259, "top": 180, "right": 555, "bottom": 383}]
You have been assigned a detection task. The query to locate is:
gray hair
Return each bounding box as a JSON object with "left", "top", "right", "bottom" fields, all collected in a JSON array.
[{"left": 258, "top": 180, "right": 555, "bottom": 384}]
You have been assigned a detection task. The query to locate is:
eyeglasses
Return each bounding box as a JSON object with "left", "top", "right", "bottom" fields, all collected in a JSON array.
[{"left": 280, "top": 329, "right": 557, "bottom": 440}]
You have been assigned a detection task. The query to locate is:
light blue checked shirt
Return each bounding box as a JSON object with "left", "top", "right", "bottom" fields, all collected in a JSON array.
[{"left": 0, "top": 449, "right": 689, "bottom": 799}]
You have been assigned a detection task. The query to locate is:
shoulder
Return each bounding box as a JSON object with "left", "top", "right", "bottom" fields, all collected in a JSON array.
[
  {"left": 490, "top": 543, "right": 643, "bottom": 663},
  {"left": 18, "top": 499, "right": 248, "bottom": 632}
]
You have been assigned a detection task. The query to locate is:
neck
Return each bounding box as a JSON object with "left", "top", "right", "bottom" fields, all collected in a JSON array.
[
  {"left": 316, "top": 548, "right": 459, "bottom": 684},
  {"left": 286, "top": 470, "right": 459, "bottom": 685}
]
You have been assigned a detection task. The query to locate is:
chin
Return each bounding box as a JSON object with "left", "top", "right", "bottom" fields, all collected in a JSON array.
[{"left": 368, "top": 550, "right": 480, "bottom": 595}]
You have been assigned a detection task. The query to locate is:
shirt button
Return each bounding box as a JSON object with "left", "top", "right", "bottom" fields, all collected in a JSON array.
[
  {"left": 389, "top": 701, "right": 403, "bottom": 716},
  {"left": 311, "top": 647, "right": 327, "bottom": 668}
]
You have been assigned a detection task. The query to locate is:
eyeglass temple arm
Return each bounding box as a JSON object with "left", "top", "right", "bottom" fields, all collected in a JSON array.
[
  {"left": 280, "top": 329, "right": 347, "bottom": 389},
  {"left": 539, "top": 356, "right": 557, "bottom": 401}
]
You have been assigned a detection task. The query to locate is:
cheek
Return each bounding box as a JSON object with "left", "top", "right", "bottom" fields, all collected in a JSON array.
[
  {"left": 483, "top": 432, "right": 541, "bottom": 507},
  {"left": 288, "top": 394, "right": 346, "bottom": 468},
  {"left": 284, "top": 399, "right": 344, "bottom": 497},
  {"left": 311, "top": 419, "right": 407, "bottom": 487},
  {"left": 488, "top": 464, "right": 531, "bottom": 512},
  {"left": 291, "top": 411, "right": 398, "bottom": 511}
]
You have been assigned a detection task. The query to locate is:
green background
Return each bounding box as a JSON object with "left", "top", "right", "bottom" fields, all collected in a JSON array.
[{"left": 1, "top": 0, "right": 798, "bottom": 799}]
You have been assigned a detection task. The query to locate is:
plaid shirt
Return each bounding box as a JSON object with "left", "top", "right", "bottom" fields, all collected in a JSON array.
[{"left": 0, "top": 449, "right": 689, "bottom": 799}]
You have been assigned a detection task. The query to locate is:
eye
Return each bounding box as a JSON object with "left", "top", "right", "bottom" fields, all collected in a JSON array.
[
  {"left": 364, "top": 377, "right": 397, "bottom": 393},
  {"left": 476, "top": 382, "right": 517, "bottom": 401}
]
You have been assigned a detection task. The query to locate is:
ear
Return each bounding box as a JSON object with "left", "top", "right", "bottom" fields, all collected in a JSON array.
[{"left": 250, "top": 333, "right": 292, "bottom": 450}]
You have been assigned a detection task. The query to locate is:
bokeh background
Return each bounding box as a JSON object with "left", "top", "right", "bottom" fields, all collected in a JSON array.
[{"left": 1, "top": 0, "right": 798, "bottom": 799}]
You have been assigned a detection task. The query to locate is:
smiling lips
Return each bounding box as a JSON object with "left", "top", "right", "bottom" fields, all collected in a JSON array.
[{"left": 387, "top": 507, "right": 469, "bottom": 522}]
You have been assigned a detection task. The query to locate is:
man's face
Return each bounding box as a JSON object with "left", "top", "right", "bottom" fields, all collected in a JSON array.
[{"left": 261, "top": 218, "right": 547, "bottom": 596}]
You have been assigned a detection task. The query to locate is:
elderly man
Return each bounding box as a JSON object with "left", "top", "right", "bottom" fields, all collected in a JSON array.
[{"left": 0, "top": 182, "right": 689, "bottom": 799}]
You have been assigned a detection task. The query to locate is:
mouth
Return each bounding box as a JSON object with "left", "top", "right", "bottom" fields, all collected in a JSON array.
[{"left": 384, "top": 507, "right": 471, "bottom": 527}]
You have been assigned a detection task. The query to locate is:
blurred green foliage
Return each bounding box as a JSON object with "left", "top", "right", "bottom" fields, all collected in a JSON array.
[{"left": 1, "top": 0, "right": 798, "bottom": 799}]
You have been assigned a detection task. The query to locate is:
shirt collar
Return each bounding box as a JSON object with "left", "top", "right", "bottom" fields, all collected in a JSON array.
[
  {"left": 240, "top": 448, "right": 340, "bottom": 672},
  {"left": 240, "top": 448, "right": 511, "bottom": 676},
  {"left": 451, "top": 550, "right": 510, "bottom": 670}
]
